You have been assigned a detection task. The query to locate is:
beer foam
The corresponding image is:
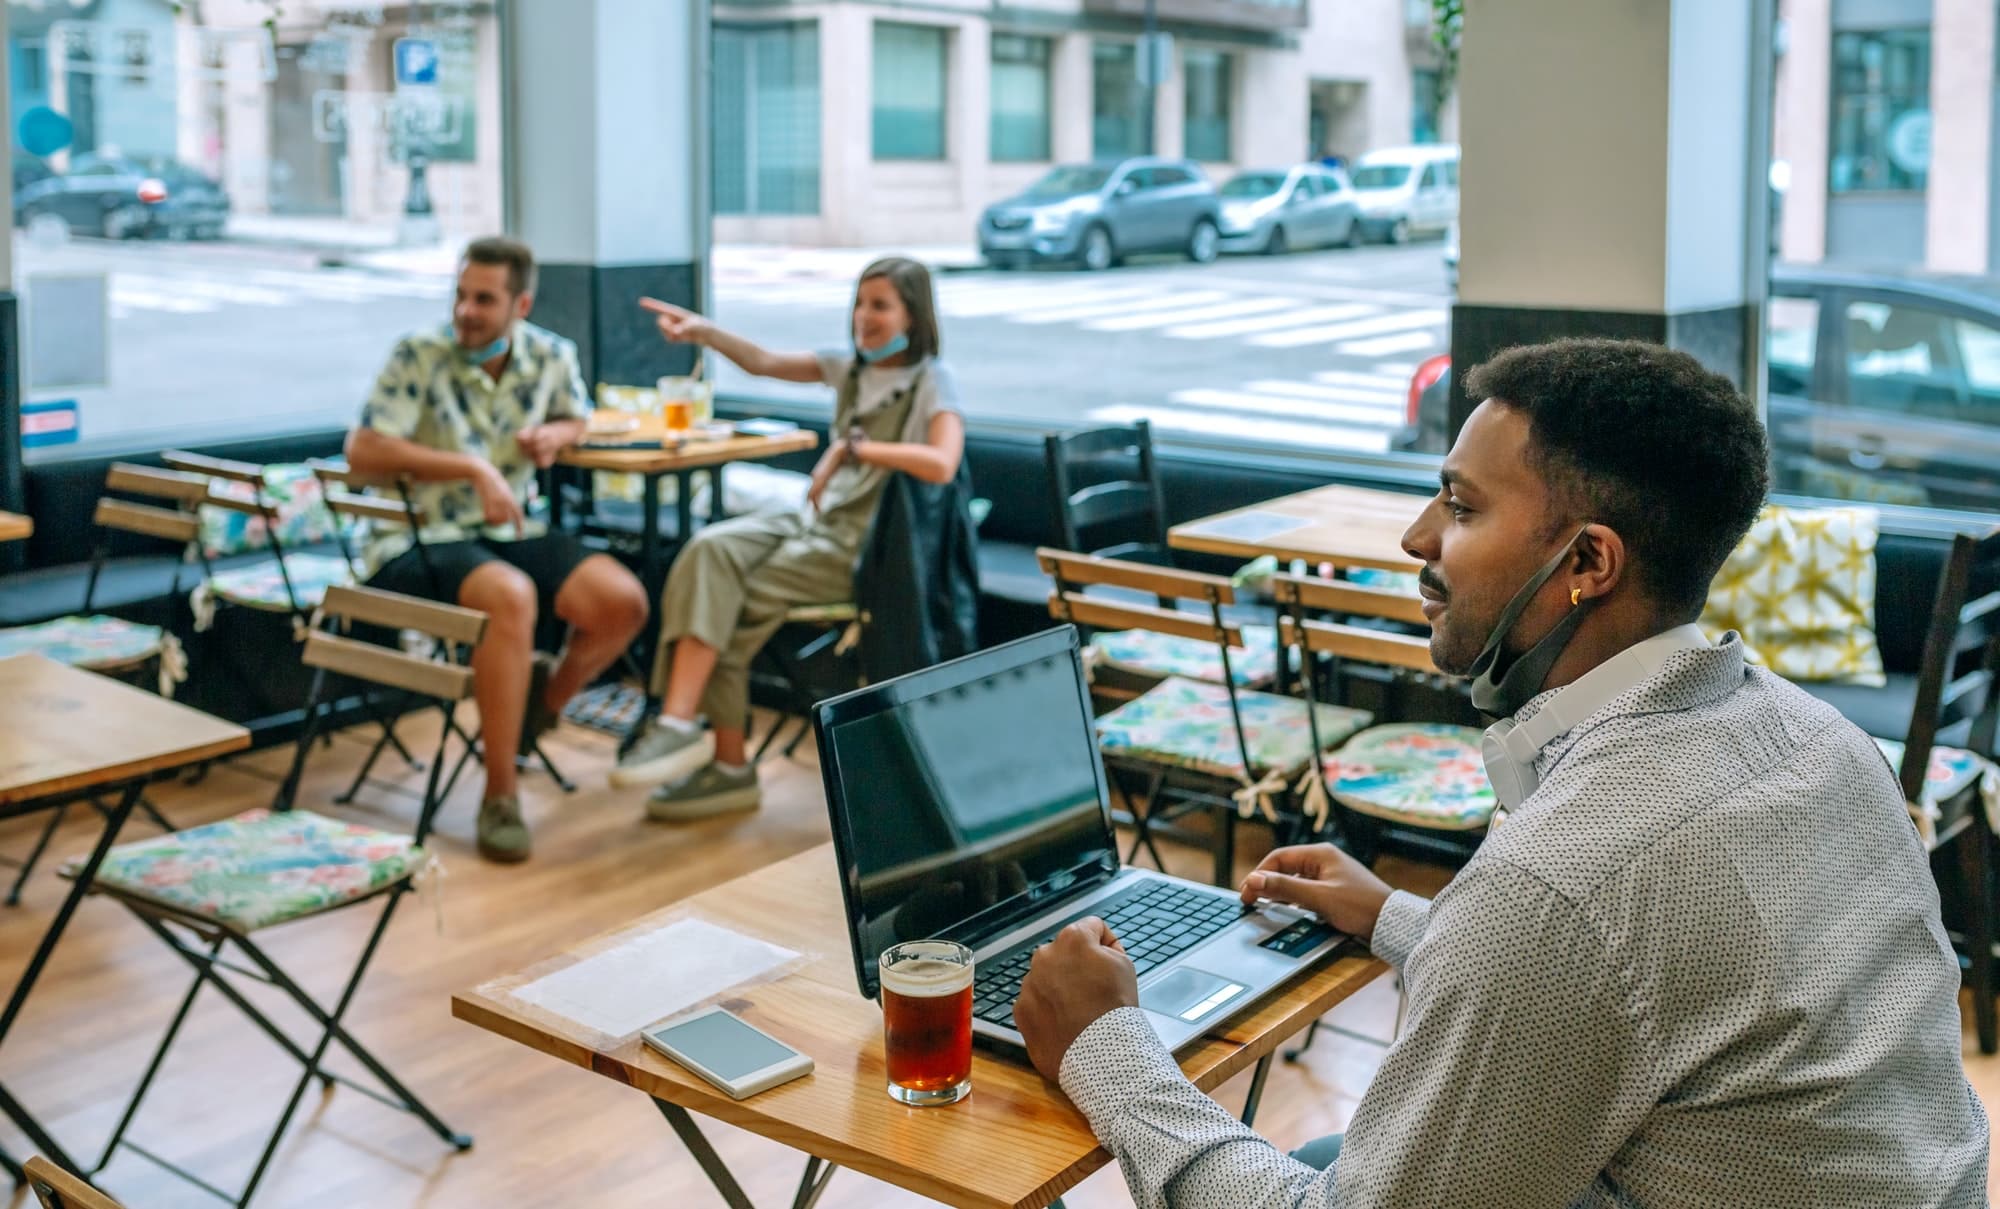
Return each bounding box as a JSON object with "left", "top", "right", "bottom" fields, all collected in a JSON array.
[{"left": 881, "top": 956, "right": 973, "bottom": 997}]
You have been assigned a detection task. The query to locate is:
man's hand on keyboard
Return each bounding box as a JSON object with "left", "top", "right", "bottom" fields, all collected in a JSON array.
[
  {"left": 1014, "top": 918, "right": 1139, "bottom": 1083},
  {"left": 1240, "top": 843, "right": 1393, "bottom": 943}
]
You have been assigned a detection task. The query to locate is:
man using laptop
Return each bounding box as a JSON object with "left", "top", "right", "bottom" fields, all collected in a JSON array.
[{"left": 1016, "top": 339, "right": 1988, "bottom": 1205}]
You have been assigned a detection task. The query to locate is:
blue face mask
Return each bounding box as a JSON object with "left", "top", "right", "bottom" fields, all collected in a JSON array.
[
  {"left": 856, "top": 332, "right": 910, "bottom": 365},
  {"left": 461, "top": 335, "right": 510, "bottom": 365}
]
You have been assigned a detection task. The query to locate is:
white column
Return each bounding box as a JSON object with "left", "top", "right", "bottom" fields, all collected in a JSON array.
[
  {"left": 1926, "top": 0, "right": 1994, "bottom": 273},
  {"left": 955, "top": 18, "right": 993, "bottom": 227},
  {"left": 1773, "top": 0, "right": 1830, "bottom": 264},
  {"left": 1050, "top": 32, "right": 1093, "bottom": 163},
  {"left": 1155, "top": 43, "right": 1184, "bottom": 159},
  {"left": 1235, "top": 45, "right": 1308, "bottom": 168}
]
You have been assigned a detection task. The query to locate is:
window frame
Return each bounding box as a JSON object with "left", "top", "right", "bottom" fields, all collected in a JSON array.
[
  {"left": 870, "top": 20, "right": 950, "bottom": 162},
  {"left": 989, "top": 31, "right": 1053, "bottom": 164}
]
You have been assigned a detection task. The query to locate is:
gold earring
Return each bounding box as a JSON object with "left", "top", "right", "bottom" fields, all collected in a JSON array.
[{"left": 1570, "top": 587, "right": 1583, "bottom": 607}]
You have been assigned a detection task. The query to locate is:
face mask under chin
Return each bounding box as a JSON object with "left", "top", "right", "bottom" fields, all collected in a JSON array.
[
  {"left": 857, "top": 332, "right": 911, "bottom": 364},
  {"left": 1465, "top": 527, "right": 1596, "bottom": 720}
]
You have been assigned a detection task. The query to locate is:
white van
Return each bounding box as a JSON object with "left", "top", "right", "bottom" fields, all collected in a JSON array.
[{"left": 1349, "top": 144, "right": 1459, "bottom": 244}]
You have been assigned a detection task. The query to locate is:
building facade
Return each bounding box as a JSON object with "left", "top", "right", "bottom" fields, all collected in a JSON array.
[
  {"left": 1774, "top": 0, "right": 1997, "bottom": 274},
  {"left": 711, "top": 0, "right": 1459, "bottom": 248}
]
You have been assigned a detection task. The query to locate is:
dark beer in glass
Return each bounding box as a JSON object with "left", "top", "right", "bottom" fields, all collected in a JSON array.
[{"left": 879, "top": 940, "right": 974, "bottom": 1106}]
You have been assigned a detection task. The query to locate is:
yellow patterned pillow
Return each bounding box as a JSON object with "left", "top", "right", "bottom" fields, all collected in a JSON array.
[{"left": 1700, "top": 504, "right": 1886, "bottom": 687}]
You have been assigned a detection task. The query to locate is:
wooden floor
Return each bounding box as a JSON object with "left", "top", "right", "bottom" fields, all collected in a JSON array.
[{"left": 1, "top": 707, "right": 1995, "bottom": 1208}]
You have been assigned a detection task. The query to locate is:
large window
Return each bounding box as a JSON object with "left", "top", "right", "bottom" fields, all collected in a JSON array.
[
  {"left": 1183, "top": 49, "right": 1232, "bottom": 164},
  {"left": 1412, "top": 68, "right": 1441, "bottom": 144},
  {"left": 990, "top": 34, "right": 1052, "bottom": 163},
  {"left": 1092, "top": 41, "right": 1143, "bottom": 161},
  {"left": 872, "top": 23, "right": 948, "bottom": 161},
  {"left": 715, "top": 22, "right": 821, "bottom": 216},
  {"left": 1829, "top": 29, "right": 1931, "bottom": 195},
  {"left": 10, "top": 2, "right": 505, "bottom": 456}
]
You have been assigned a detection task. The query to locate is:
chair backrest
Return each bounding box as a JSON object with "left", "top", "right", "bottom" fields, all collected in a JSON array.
[
  {"left": 86, "top": 463, "right": 213, "bottom": 613},
  {"left": 309, "top": 459, "right": 430, "bottom": 577},
  {"left": 1038, "top": 547, "right": 1244, "bottom": 649},
  {"left": 1903, "top": 525, "right": 2000, "bottom": 803},
  {"left": 25, "top": 1156, "right": 126, "bottom": 1209},
  {"left": 302, "top": 585, "right": 485, "bottom": 704},
  {"left": 1043, "top": 421, "right": 1171, "bottom": 566},
  {"left": 1270, "top": 573, "right": 1436, "bottom": 675}
]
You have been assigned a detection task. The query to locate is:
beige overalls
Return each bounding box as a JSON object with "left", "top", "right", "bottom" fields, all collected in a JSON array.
[{"left": 651, "top": 356, "right": 943, "bottom": 727}]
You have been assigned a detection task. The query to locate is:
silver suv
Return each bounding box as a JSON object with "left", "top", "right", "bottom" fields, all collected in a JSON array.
[{"left": 978, "top": 158, "right": 1222, "bottom": 271}]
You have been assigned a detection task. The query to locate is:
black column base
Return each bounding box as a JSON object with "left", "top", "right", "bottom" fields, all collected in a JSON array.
[
  {"left": 1446, "top": 302, "right": 1753, "bottom": 442},
  {"left": 534, "top": 262, "right": 702, "bottom": 389}
]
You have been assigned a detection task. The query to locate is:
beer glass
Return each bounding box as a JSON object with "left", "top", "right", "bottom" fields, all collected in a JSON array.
[{"left": 879, "top": 940, "right": 974, "bottom": 1106}]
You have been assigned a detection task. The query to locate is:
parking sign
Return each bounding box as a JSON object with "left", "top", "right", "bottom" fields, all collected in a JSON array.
[{"left": 394, "top": 37, "right": 439, "bottom": 86}]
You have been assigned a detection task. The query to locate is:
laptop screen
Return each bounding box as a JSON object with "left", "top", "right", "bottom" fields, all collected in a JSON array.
[{"left": 817, "top": 628, "right": 1118, "bottom": 997}]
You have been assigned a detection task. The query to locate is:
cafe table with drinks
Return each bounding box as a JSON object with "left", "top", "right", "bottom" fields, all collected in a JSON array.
[
  {"left": 455, "top": 844, "right": 1383, "bottom": 1209},
  {"left": 559, "top": 375, "right": 820, "bottom": 593}
]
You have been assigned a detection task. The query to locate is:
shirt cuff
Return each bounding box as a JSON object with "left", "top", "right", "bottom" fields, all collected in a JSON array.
[
  {"left": 1370, "top": 890, "right": 1433, "bottom": 970},
  {"left": 1057, "top": 1006, "right": 1184, "bottom": 1134}
]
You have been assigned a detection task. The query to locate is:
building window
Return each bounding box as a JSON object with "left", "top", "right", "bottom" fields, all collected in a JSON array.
[
  {"left": 990, "top": 34, "right": 1051, "bottom": 162},
  {"left": 873, "top": 22, "right": 947, "bottom": 161},
  {"left": 1412, "top": 67, "right": 1441, "bottom": 144},
  {"left": 714, "top": 21, "right": 821, "bottom": 216},
  {"left": 1829, "top": 29, "right": 1930, "bottom": 194},
  {"left": 1183, "top": 49, "right": 1231, "bottom": 163},
  {"left": 1093, "top": 41, "right": 1142, "bottom": 160}
]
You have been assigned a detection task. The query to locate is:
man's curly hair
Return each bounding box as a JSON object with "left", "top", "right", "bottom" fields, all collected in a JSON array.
[{"left": 1464, "top": 339, "right": 1769, "bottom": 620}]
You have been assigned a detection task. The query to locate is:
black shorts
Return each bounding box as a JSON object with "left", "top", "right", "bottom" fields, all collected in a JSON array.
[{"left": 366, "top": 532, "right": 591, "bottom": 617}]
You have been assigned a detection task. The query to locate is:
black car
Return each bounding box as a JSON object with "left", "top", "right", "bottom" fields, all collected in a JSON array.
[
  {"left": 15, "top": 154, "right": 230, "bottom": 240},
  {"left": 1395, "top": 265, "right": 2000, "bottom": 513}
]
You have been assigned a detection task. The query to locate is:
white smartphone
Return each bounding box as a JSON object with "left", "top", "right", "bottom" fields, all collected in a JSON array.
[{"left": 640, "top": 1007, "right": 814, "bottom": 1100}]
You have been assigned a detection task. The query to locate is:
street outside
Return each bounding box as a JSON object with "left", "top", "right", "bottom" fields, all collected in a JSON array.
[{"left": 15, "top": 228, "right": 1453, "bottom": 458}]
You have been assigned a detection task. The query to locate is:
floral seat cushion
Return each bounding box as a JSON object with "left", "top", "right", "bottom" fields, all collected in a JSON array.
[
  {"left": 1095, "top": 675, "right": 1372, "bottom": 780},
  {"left": 0, "top": 615, "right": 187, "bottom": 695},
  {"left": 1322, "top": 723, "right": 1496, "bottom": 832},
  {"left": 196, "top": 553, "right": 355, "bottom": 624},
  {"left": 1876, "top": 737, "right": 1998, "bottom": 841},
  {"left": 1088, "top": 625, "right": 1280, "bottom": 687},
  {"left": 201, "top": 462, "right": 342, "bottom": 559},
  {"left": 73, "top": 808, "right": 427, "bottom": 934}
]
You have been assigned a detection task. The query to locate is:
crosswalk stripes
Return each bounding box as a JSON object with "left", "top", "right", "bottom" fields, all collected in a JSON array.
[
  {"left": 719, "top": 272, "right": 1450, "bottom": 353},
  {"left": 1085, "top": 366, "right": 1411, "bottom": 455},
  {"left": 107, "top": 265, "right": 448, "bottom": 317}
]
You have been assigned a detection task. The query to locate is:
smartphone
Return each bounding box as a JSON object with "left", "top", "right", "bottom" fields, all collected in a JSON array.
[
  {"left": 735, "top": 418, "right": 800, "bottom": 438},
  {"left": 640, "top": 1007, "right": 813, "bottom": 1100}
]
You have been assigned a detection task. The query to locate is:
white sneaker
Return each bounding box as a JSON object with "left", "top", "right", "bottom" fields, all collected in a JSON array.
[{"left": 608, "top": 722, "right": 716, "bottom": 788}]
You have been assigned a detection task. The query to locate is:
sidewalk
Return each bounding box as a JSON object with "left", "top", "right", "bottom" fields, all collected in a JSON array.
[{"left": 224, "top": 214, "right": 984, "bottom": 283}]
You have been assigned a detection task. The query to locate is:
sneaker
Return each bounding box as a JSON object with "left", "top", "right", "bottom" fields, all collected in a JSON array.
[
  {"left": 477, "top": 795, "right": 531, "bottom": 863},
  {"left": 646, "top": 763, "right": 761, "bottom": 822},
  {"left": 609, "top": 719, "right": 715, "bottom": 788},
  {"left": 519, "top": 652, "right": 560, "bottom": 758}
]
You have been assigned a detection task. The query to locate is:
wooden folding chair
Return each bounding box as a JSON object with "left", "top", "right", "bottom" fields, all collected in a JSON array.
[
  {"left": 1040, "top": 549, "right": 1372, "bottom": 886},
  {"left": 310, "top": 460, "right": 577, "bottom": 800},
  {"left": 75, "top": 585, "right": 479, "bottom": 1207},
  {"left": 0, "top": 464, "right": 207, "bottom": 903},
  {"left": 25, "top": 1156, "right": 124, "bottom": 1209},
  {"left": 163, "top": 450, "right": 355, "bottom": 638}
]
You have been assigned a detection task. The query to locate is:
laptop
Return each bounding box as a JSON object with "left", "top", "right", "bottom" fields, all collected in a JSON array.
[{"left": 814, "top": 625, "right": 1351, "bottom": 1054}]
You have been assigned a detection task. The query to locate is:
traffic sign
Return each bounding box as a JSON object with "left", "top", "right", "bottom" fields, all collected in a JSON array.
[{"left": 394, "top": 37, "right": 439, "bottom": 86}]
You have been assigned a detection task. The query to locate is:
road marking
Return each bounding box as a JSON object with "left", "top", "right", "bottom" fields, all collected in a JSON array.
[
  {"left": 1086, "top": 296, "right": 1298, "bottom": 332},
  {"left": 1088, "top": 403, "right": 1393, "bottom": 454},
  {"left": 1011, "top": 290, "right": 1231, "bottom": 325},
  {"left": 1337, "top": 330, "right": 1440, "bottom": 357},
  {"left": 1164, "top": 302, "right": 1375, "bottom": 340},
  {"left": 1250, "top": 308, "right": 1449, "bottom": 349},
  {"left": 1170, "top": 387, "right": 1404, "bottom": 427}
]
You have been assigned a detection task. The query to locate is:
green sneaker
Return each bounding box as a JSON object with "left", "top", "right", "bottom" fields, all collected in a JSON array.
[
  {"left": 519, "top": 652, "right": 560, "bottom": 758},
  {"left": 646, "top": 763, "right": 761, "bottom": 822},
  {"left": 609, "top": 719, "right": 714, "bottom": 788},
  {"left": 477, "top": 795, "right": 531, "bottom": 863}
]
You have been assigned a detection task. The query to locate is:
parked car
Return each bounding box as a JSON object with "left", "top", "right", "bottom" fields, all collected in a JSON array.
[
  {"left": 15, "top": 154, "right": 230, "bottom": 240},
  {"left": 1392, "top": 265, "right": 2000, "bottom": 512},
  {"left": 978, "top": 158, "right": 1221, "bottom": 271},
  {"left": 1349, "top": 144, "right": 1459, "bottom": 244},
  {"left": 1216, "top": 164, "right": 1360, "bottom": 255}
]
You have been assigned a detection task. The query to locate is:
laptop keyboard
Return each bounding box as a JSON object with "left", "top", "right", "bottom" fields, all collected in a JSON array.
[{"left": 971, "top": 881, "right": 1244, "bottom": 1030}]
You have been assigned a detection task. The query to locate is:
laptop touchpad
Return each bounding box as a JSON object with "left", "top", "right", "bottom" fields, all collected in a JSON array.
[{"left": 1140, "top": 967, "right": 1247, "bottom": 1023}]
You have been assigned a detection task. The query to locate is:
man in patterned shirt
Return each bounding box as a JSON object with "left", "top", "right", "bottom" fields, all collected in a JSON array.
[
  {"left": 1016, "top": 339, "right": 1989, "bottom": 1206},
  {"left": 345, "top": 238, "right": 649, "bottom": 863}
]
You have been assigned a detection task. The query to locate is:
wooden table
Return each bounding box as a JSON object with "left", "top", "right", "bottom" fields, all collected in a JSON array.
[
  {"left": 1169, "top": 484, "right": 1429, "bottom": 574},
  {"left": 455, "top": 844, "right": 1385, "bottom": 1209},
  {"left": 0, "top": 512, "right": 28, "bottom": 543},
  {"left": 0, "top": 654, "right": 248, "bottom": 1182},
  {"left": 558, "top": 424, "right": 820, "bottom": 590}
]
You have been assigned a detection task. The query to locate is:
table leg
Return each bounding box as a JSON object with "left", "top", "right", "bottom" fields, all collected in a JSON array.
[
  {"left": 654, "top": 1098, "right": 838, "bottom": 1209},
  {"left": 0, "top": 779, "right": 143, "bottom": 1176},
  {"left": 1238, "top": 1052, "right": 1275, "bottom": 1128},
  {"left": 641, "top": 472, "right": 665, "bottom": 595},
  {"left": 675, "top": 469, "right": 696, "bottom": 549}
]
